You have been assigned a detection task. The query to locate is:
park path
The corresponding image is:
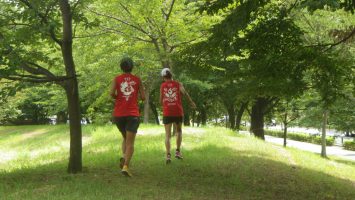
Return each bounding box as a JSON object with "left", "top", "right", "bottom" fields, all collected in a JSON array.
[
  {"left": 239, "top": 131, "right": 355, "bottom": 161},
  {"left": 264, "top": 135, "right": 355, "bottom": 161}
]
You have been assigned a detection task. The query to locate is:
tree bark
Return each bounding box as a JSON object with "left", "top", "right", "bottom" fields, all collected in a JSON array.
[
  {"left": 149, "top": 100, "right": 159, "bottom": 125},
  {"left": 321, "top": 109, "right": 328, "bottom": 158},
  {"left": 56, "top": 111, "right": 67, "bottom": 124},
  {"left": 192, "top": 110, "right": 195, "bottom": 127},
  {"left": 283, "top": 122, "right": 288, "bottom": 147},
  {"left": 201, "top": 105, "right": 207, "bottom": 126},
  {"left": 250, "top": 97, "right": 269, "bottom": 140},
  {"left": 60, "top": 0, "right": 82, "bottom": 173},
  {"left": 235, "top": 102, "right": 247, "bottom": 130},
  {"left": 64, "top": 82, "right": 82, "bottom": 173},
  {"left": 197, "top": 112, "right": 202, "bottom": 127},
  {"left": 227, "top": 107, "right": 236, "bottom": 130},
  {"left": 283, "top": 101, "right": 288, "bottom": 147}
]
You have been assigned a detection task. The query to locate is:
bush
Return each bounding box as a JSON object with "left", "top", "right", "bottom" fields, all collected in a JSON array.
[
  {"left": 344, "top": 141, "right": 355, "bottom": 151},
  {"left": 265, "top": 130, "right": 335, "bottom": 146}
]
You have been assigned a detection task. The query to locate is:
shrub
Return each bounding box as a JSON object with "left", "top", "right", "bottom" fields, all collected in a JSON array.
[
  {"left": 265, "top": 130, "right": 335, "bottom": 146},
  {"left": 343, "top": 141, "right": 355, "bottom": 151}
]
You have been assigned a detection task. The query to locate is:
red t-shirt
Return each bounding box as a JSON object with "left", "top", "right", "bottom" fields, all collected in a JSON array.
[
  {"left": 161, "top": 80, "right": 183, "bottom": 117},
  {"left": 113, "top": 73, "right": 141, "bottom": 117}
]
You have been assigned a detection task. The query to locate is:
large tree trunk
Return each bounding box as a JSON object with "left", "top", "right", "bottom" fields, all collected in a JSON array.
[
  {"left": 60, "top": 0, "right": 82, "bottom": 173},
  {"left": 149, "top": 100, "right": 159, "bottom": 125},
  {"left": 250, "top": 97, "right": 269, "bottom": 140},
  {"left": 235, "top": 102, "right": 247, "bottom": 130},
  {"left": 321, "top": 109, "right": 328, "bottom": 157}
]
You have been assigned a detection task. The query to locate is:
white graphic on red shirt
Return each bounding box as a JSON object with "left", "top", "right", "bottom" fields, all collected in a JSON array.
[
  {"left": 163, "top": 87, "right": 177, "bottom": 103},
  {"left": 120, "top": 78, "right": 136, "bottom": 101}
]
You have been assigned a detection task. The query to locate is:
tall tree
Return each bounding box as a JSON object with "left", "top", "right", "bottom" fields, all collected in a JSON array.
[
  {"left": 295, "top": 6, "right": 355, "bottom": 157},
  {"left": 0, "top": 0, "right": 87, "bottom": 173},
  {"left": 195, "top": 0, "right": 309, "bottom": 138},
  {"left": 86, "top": 0, "right": 213, "bottom": 122}
]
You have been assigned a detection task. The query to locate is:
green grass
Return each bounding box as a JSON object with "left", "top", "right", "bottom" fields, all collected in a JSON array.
[{"left": 0, "top": 124, "right": 354, "bottom": 200}]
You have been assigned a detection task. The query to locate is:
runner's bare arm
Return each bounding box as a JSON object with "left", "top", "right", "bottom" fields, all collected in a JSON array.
[
  {"left": 180, "top": 83, "right": 196, "bottom": 109},
  {"left": 139, "top": 79, "right": 146, "bottom": 101},
  {"left": 110, "top": 79, "right": 117, "bottom": 99}
]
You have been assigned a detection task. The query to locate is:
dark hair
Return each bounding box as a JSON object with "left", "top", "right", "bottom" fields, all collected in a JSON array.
[
  {"left": 164, "top": 70, "right": 172, "bottom": 79},
  {"left": 120, "top": 57, "right": 134, "bottom": 73}
]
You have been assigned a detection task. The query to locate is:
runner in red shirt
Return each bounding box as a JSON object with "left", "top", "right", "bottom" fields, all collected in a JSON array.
[
  {"left": 160, "top": 68, "right": 196, "bottom": 164},
  {"left": 110, "top": 57, "right": 145, "bottom": 177}
]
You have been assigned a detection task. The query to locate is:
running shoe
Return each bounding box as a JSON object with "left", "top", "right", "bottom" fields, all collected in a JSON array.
[
  {"left": 121, "top": 165, "right": 132, "bottom": 177},
  {"left": 175, "top": 150, "right": 183, "bottom": 159}
]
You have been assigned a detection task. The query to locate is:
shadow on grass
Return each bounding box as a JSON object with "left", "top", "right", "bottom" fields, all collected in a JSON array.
[{"left": 1, "top": 140, "right": 355, "bottom": 200}]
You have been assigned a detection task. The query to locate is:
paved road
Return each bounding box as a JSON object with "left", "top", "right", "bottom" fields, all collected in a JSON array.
[{"left": 264, "top": 135, "right": 355, "bottom": 161}]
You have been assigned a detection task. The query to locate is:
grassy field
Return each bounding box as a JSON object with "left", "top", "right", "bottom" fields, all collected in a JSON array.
[{"left": 0, "top": 124, "right": 354, "bottom": 200}]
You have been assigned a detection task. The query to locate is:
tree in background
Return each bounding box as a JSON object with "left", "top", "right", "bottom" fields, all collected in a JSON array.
[
  {"left": 273, "top": 99, "right": 301, "bottom": 147},
  {"left": 294, "top": 5, "right": 355, "bottom": 157},
  {"left": 187, "top": 0, "right": 309, "bottom": 139},
  {"left": 0, "top": 81, "right": 22, "bottom": 124},
  {"left": 85, "top": 0, "right": 214, "bottom": 123}
]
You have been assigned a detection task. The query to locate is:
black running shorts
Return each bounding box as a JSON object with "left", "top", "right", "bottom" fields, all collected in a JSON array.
[
  {"left": 113, "top": 116, "right": 140, "bottom": 134},
  {"left": 163, "top": 116, "right": 183, "bottom": 125}
]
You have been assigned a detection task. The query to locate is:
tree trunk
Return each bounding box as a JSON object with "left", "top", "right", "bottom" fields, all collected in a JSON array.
[
  {"left": 321, "top": 109, "right": 328, "bottom": 158},
  {"left": 192, "top": 111, "right": 195, "bottom": 127},
  {"left": 161, "top": 37, "right": 172, "bottom": 69},
  {"left": 227, "top": 107, "right": 236, "bottom": 130},
  {"left": 283, "top": 103, "right": 288, "bottom": 147},
  {"left": 196, "top": 112, "right": 201, "bottom": 127},
  {"left": 201, "top": 105, "right": 207, "bottom": 126},
  {"left": 57, "top": 111, "right": 67, "bottom": 124},
  {"left": 65, "top": 82, "right": 82, "bottom": 173},
  {"left": 283, "top": 122, "right": 288, "bottom": 147},
  {"left": 250, "top": 97, "right": 268, "bottom": 140},
  {"left": 85, "top": 117, "right": 91, "bottom": 124},
  {"left": 235, "top": 102, "right": 247, "bottom": 130},
  {"left": 60, "top": 0, "right": 82, "bottom": 173},
  {"left": 225, "top": 115, "right": 228, "bottom": 128},
  {"left": 184, "top": 112, "right": 190, "bottom": 126},
  {"left": 143, "top": 87, "right": 150, "bottom": 124},
  {"left": 345, "top": 130, "right": 350, "bottom": 137},
  {"left": 149, "top": 100, "right": 159, "bottom": 125}
]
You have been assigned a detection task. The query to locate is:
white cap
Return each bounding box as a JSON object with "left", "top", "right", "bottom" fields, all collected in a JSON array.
[{"left": 161, "top": 68, "right": 171, "bottom": 77}]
